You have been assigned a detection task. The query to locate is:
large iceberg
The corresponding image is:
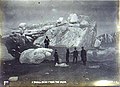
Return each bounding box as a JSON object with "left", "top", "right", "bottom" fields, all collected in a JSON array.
[
  {"left": 87, "top": 47, "right": 118, "bottom": 62},
  {"left": 97, "top": 32, "right": 119, "bottom": 46},
  {"left": 34, "top": 14, "right": 97, "bottom": 49},
  {"left": 55, "top": 63, "right": 69, "bottom": 67},
  {"left": 19, "top": 48, "right": 53, "bottom": 64}
]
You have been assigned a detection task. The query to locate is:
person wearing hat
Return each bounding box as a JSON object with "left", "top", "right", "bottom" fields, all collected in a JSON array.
[
  {"left": 73, "top": 47, "right": 78, "bottom": 63},
  {"left": 66, "top": 48, "right": 70, "bottom": 64},
  {"left": 44, "top": 36, "right": 50, "bottom": 48},
  {"left": 54, "top": 49, "right": 59, "bottom": 65}
]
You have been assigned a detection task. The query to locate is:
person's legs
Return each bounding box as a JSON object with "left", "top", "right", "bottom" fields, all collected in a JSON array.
[
  {"left": 81, "top": 57, "right": 85, "bottom": 65},
  {"left": 54, "top": 59, "right": 56, "bottom": 65},
  {"left": 83, "top": 60, "right": 86, "bottom": 66},
  {"left": 46, "top": 44, "right": 48, "bottom": 48},
  {"left": 45, "top": 44, "right": 47, "bottom": 48},
  {"left": 66, "top": 57, "right": 68, "bottom": 64},
  {"left": 73, "top": 57, "right": 75, "bottom": 63},
  {"left": 57, "top": 60, "right": 59, "bottom": 64},
  {"left": 76, "top": 57, "right": 77, "bottom": 63},
  {"left": 67, "top": 58, "right": 69, "bottom": 63},
  {"left": 67, "top": 58, "right": 69, "bottom": 64}
]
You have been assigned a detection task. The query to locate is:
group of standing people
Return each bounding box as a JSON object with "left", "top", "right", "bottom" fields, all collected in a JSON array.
[
  {"left": 54, "top": 47, "right": 87, "bottom": 66},
  {"left": 44, "top": 36, "right": 87, "bottom": 66}
]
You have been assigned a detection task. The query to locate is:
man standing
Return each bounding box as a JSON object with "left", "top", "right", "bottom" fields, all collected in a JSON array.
[
  {"left": 81, "top": 47, "right": 87, "bottom": 66},
  {"left": 44, "top": 36, "right": 50, "bottom": 48},
  {"left": 66, "top": 48, "right": 70, "bottom": 64},
  {"left": 73, "top": 47, "right": 78, "bottom": 63},
  {"left": 54, "top": 49, "right": 59, "bottom": 65}
]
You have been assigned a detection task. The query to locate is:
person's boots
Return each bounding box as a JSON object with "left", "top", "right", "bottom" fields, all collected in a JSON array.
[{"left": 83, "top": 61, "right": 86, "bottom": 66}]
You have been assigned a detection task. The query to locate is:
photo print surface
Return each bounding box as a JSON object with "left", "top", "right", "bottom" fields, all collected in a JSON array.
[{"left": 0, "top": 0, "right": 120, "bottom": 86}]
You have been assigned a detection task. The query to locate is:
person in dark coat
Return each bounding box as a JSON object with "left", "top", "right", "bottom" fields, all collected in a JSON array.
[
  {"left": 66, "top": 48, "right": 70, "bottom": 64},
  {"left": 81, "top": 47, "right": 87, "bottom": 65},
  {"left": 54, "top": 49, "right": 59, "bottom": 64},
  {"left": 73, "top": 47, "right": 78, "bottom": 63},
  {"left": 44, "top": 36, "right": 50, "bottom": 48}
]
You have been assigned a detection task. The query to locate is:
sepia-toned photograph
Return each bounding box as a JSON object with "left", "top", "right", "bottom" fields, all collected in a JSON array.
[{"left": 0, "top": 0, "right": 120, "bottom": 86}]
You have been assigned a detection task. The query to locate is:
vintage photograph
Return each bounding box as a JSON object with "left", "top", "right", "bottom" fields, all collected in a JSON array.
[{"left": 0, "top": 0, "right": 120, "bottom": 86}]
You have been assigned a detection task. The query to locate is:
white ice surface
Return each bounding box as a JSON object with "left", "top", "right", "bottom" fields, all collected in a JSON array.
[{"left": 20, "top": 48, "right": 53, "bottom": 64}]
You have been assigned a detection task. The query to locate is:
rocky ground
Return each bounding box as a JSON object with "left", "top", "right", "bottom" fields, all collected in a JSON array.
[{"left": 1, "top": 46, "right": 120, "bottom": 86}]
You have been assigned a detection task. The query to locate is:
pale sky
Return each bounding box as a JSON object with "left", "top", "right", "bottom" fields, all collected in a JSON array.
[{"left": 1, "top": 0, "right": 118, "bottom": 35}]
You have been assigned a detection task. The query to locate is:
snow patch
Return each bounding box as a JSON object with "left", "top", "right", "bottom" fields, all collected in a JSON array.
[
  {"left": 94, "top": 39, "right": 101, "bottom": 48},
  {"left": 68, "top": 13, "right": 79, "bottom": 23},
  {"left": 89, "top": 65, "right": 100, "bottom": 69},
  {"left": 55, "top": 63, "right": 69, "bottom": 67},
  {"left": 57, "top": 17, "right": 64, "bottom": 23},
  {"left": 8, "top": 76, "right": 18, "bottom": 82},
  {"left": 45, "top": 72, "right": 49, "bottom": 75},
  {"left": 19, "top": 23, "right": 26, "bottom": 30}
]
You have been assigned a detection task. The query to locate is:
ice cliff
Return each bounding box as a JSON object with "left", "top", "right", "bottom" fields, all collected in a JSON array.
[
  {"left": 32, "top": 14, "right": 97, "bottom": 49},
  {"left": 96, "top": 32, "right": 119, "bottom": 46}
]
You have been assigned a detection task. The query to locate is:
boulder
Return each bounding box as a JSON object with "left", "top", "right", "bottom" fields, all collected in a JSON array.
[
  {"left": 8, "top": 76, "right": 18, "bottom": 82},
  {"left": 19, "top": 48, "right": 53, "bottom": 64},
  {"left": 94, "top": 39, "right": 101, "bottom": 48},
  {"left": 0, "top": 43, "right": 15, "bottom": 61}
]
